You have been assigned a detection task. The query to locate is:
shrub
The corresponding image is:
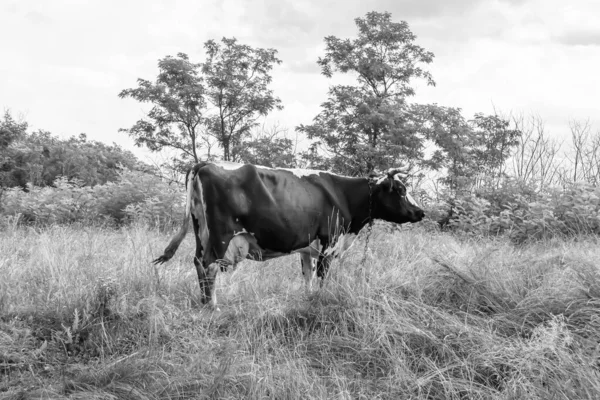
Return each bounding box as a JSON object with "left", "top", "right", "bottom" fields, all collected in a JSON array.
[
  {"left": 445, "top": 181, "right": 600, "bottom": 242},
  {"left": 1, "top": 169, "right": 185, "bottom": 230}
]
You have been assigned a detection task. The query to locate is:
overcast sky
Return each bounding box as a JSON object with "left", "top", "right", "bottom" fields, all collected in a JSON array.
[{"left": 1, "top": 0, "right": 599, "bottom": 161}]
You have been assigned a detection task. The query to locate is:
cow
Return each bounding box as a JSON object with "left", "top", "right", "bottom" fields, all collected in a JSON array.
[
  {"left": 153, "top": 161, "right": 424, "bottom": 310},
  {"left": 295, "top": 233, "right": 358, "bottom": 294}
]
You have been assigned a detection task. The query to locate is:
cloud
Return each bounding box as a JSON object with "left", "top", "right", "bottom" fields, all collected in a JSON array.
[
  {"left": 556, "top": 30, "right": 600, "bottom": 47},
  {"left": 372, "top": 0, "right": 484, "bottom": 18},
  {"left": 25, "top": 10, "right": 52, "bottom": 25},
  {"left": 1, "top": 0, "right": 599, "bottom": 160},
  {"left": 4, "top": 2, "right": 17, "bottom": 13},
  {"left": 244, "top": 0, "right": 488, "bottom": 46}
]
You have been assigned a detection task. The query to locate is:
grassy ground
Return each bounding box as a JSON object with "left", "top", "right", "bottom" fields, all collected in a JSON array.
[{"left": 1, "top": 221, "right": 599, "bottom": 399}]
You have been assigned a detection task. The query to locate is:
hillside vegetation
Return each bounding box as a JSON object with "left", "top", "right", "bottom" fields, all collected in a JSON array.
[{"left": 2, "top": 222, "right": 599, "bottom": 399}]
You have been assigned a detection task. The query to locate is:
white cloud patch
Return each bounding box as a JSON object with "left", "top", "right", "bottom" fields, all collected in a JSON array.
[{"left": 556, "top": 30, "right": 600, "bottom": 47}]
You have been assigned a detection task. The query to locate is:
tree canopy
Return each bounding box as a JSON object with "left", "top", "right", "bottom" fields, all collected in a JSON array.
[
  {"left": 0, "top": 111, "right": 144, "bottom": 190},
  {"left": 119, "top": 37, "right": 284, "bottom": 170},
  {"left": 297, "top": 11, "right": 435, "bottom": 175}
]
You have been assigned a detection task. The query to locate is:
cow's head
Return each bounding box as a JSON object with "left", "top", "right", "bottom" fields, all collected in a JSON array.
[{"left": 369, "top": 166, "right": 425, "bottom": 224}]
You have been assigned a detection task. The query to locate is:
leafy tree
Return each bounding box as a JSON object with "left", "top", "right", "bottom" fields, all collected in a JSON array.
[
  {"left": 297, "top": 11, "right": 435, "bottom": 175},
  {"left": 0, "top": 110, "right": 27, "bottom": 150},
  {"left": 1, "top": 111, "right": 145, "bottom": 190},
  {"left": 0, "top": 110, "right": 29, "bottom": 188},
  {"left": 119, "top": 38, "right": 282, "bottom": 166},
  {"left": 415, "top": 105, "right": 478, "bottom": 195},
  {"left": 119, "top": 53, "right": 206, "bottom": 164},
  {"left": 471, "top": 113, "right": 521, "bottom": 187},
  {"left": 202, "top": 38, "right": 283, "bottom": 161},
  {"left": 415, "top": 105, "right": 520, "bottom": 195},
  {"left": 237, "top": 123, "right": 296, "bottom": 168}
]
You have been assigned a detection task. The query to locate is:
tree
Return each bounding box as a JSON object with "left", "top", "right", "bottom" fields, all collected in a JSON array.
[
  {"left": 0, "top": 110, "right": 29, "bottom": 188},
  {"left": 0, "top": 110, "right": 27, "bottom": 150},
  {"left": 119, "top": 38, "right": 283, "bottom": 166},
  {"left": 1, "top": 111, "right": 145, "bottom": 190},
  {"left": 470, "top": 113, "right": 520, "bottom": 187},
  {"left": 202, "top": 38, "right": 283, "bottom": 161},
  {"left": 509, "top": 114, "right": 562, "bottom": 189},
  {"left": 413, "top": 105, "right": 520, "bottom": 195},
  {"left": 415, "top": 105, "right": 478, "bottom": 195},
  {"left": 119, "top": 53, "right": 206, "bottom": 164},
  {"left": 237, "top": 122, "right": 296, "bottom": 168},
  {"left": 297, "top": 11, "right": 435, "bottom": 175}
]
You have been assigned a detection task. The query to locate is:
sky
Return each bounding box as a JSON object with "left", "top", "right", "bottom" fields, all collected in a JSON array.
[{"left": 1, "top": 0, "right": 599, "bottom": 163}]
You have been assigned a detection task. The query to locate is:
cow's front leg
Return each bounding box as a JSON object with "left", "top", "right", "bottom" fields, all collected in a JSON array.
[{"left": 300, "top": 251, "right": 316, "bottom": 294}]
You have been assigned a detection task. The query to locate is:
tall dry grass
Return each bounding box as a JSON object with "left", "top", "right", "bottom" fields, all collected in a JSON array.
[{"left": 1, "top": 221, "right": 599, "bottom": 399}]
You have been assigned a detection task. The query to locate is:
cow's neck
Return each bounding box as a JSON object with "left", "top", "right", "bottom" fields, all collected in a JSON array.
[{"left": 328, "top": 175, "right": 371, "bottom": 234}]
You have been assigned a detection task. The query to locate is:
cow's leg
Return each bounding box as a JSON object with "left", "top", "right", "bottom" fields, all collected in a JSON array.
[
  {"left": 191, "top": 214, "right": 212, "bottom": 306},
  {"left": 316, "top": 236, "right": 333, "bottom": 287},
  {"left": 201, "top": 232, "right": 256, "bottom": 310},
  {"left": 299, "top": 250, "right": 316, "bottom": 294},
  {"left": 203, "top": 260, "right": 221, "bottom": 310},
  {"left": 199, "top": 246, "right": 222, "bottom": 310},
  {"left": 190, "top": 210, "right": 226, "bottom": 310},
  {"left": 316, "top": 253, "right": 332, "bottom": 287}
]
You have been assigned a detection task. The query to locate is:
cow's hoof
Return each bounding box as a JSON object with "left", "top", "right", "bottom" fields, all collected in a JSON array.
[
  {"left": 207, "top": 304, "right": 221, "bottom": 313},
  {"left": 203, "top": 299, "right": 220, "bottom": 313}
]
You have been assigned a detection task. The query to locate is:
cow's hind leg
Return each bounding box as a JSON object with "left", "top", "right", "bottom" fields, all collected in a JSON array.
[
  {"left": 191, "top": 214, "right": 213, "bottom": 307},
  {"left": 202, "top": 233, "right": 257, "bottom": 310}
]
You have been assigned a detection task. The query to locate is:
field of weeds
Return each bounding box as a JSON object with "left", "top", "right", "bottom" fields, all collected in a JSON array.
[{"left": 1, "top": 221, "right": 600, "bottom": 399}]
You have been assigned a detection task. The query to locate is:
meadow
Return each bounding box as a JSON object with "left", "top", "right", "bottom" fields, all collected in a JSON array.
[{"left": 1, "top": 220, "right": 600, "bottom": 399}]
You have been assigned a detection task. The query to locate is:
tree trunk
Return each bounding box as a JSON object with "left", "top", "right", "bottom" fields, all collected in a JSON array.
[{"left": 223, "top": 137, "right": 230, "bottom": 161}]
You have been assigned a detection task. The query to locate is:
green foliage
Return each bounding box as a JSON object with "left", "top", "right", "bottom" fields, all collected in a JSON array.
[
  {"left": 1, "top": 111, "right": 144, "bottom": 189},
  {"left": 1, "top": 169, "right": 184, "bottom": 229},
  {"left": 238, "top": 136, "right": 296, "bottom": 168},
  {"left": 0, "top": 111, "right": 30, "bottom": 188},
  {"left": 119, "top": 53, "right": 206, "bottom": 163},
  {"left": 471, "top": 113, "right": 521, "bottom": 181},
  {"left": 415, "top": 105, "right": 520, "bottom": 194},
  {"left": 0, "top": 110, "right": 27, "bottom": 149},
  {"left": 203, "top": 37, "right": 283, "bottom": 161},
  {"left": 237, "top": 123, "right": 296, "bottom": 168},
  {"left": 445, "top": 180, "right": 600, "bottom": 243},
  {"left": 120, "top": 38, "right": 283, "bottom": 166},
  {"left": 297, "top": 11, "right": 435, "bottom": 175},
  {"left": 416, "top": 105, "right": 478, "bottom": 192}
]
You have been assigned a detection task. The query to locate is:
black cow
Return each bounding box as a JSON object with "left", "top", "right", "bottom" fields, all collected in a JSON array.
[{"left": 154, "top": 161, "right": 424, "bottom": 309}]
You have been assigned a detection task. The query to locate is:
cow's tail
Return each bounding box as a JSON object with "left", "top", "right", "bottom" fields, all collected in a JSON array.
[{"left": 153, "top": 168, "right": 196, "bottom": 265}]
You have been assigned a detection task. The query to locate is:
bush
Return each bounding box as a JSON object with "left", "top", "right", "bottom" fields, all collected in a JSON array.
[
  {"left": 1, "top": 169, "right": 184, "bottom": 230},
  {"left": 444, "top": 181, "right": 600, "bottom": 243}
]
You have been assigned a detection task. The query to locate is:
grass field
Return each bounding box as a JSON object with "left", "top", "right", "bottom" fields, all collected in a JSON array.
[{"left": 1, "top": 221, "right": 600, "bottom": 399}]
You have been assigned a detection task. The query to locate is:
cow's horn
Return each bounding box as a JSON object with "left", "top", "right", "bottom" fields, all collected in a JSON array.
[{"left": 386, "top": 164, "right": 409, "bottom": 177}]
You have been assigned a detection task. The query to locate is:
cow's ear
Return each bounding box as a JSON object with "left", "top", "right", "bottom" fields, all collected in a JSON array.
[{"left": 372, "top": 175, "right": 394, "bottom": 192}]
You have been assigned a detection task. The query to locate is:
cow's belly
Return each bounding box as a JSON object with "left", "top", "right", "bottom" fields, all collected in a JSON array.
[
  {"left": 223, "top": 232, "right": 293, "bottom": 264},
  {"left": 223, "top": 232, "right": 357, "bottom": 266}
]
